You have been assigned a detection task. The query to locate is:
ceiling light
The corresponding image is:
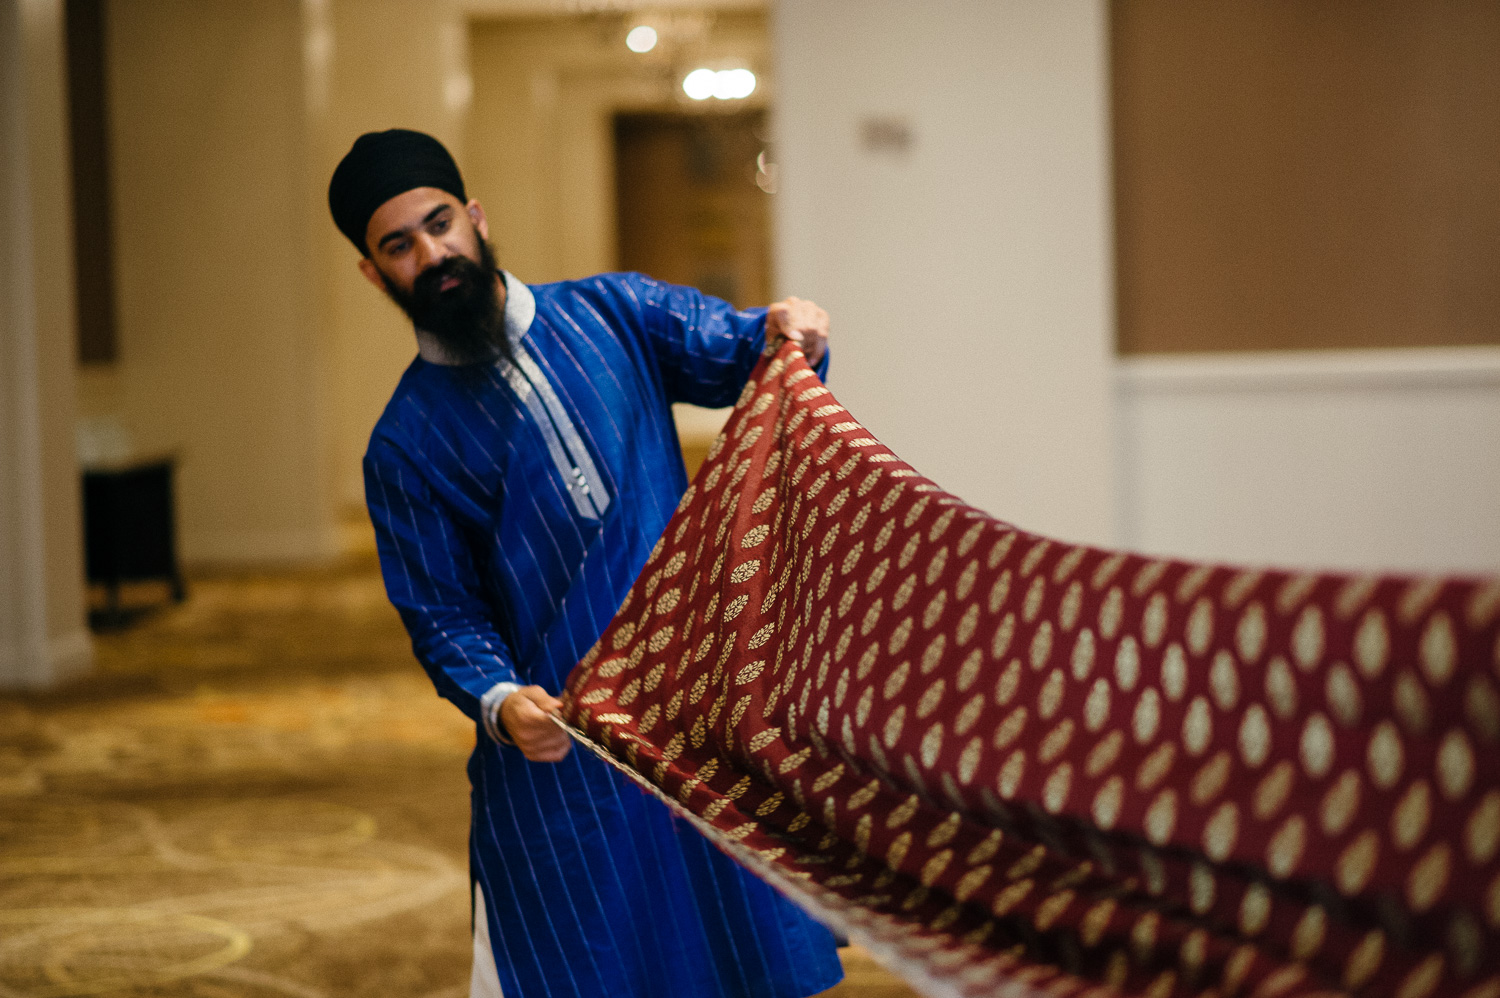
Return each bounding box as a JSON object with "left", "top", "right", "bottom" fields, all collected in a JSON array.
[
  {"left": 682, "top": 67, "right": 756, "bottom": 101},
  {"left": 683, "top": 68, "right": 716, "bottom": 100},
  {"left": 625, "top": 25, "right": 657, "bottom": 53},
  {"left": 714, "top": 68, "right": 755, "bottom": 99}
]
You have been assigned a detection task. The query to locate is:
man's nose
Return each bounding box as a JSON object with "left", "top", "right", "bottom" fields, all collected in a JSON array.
[{"left": 413, "top": 231, "right": 448, "bottom": 270}]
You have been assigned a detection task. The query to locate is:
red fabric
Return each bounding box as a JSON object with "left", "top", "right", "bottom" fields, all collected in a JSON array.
[{"left": 562, "top": 340, "right": 1500, "bottom": 998}]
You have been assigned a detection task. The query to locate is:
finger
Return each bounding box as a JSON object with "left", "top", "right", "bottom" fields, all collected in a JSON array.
[
  {"left": 522, "top": 686, "right": 563, "bottom": 711},
  {"left": 509, "top": 697, "right": 543, "bottom": 725},
  {"left": 507, "top": 699, "right": 556, "bottom": 736}
]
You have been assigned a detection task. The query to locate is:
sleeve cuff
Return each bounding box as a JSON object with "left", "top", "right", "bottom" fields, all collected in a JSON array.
[{"left": 480, "top": 681, "right": 524, "bottom": 745}]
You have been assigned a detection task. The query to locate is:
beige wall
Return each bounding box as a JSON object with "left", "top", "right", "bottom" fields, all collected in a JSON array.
[
  {"left": 1, "top": 0, "right": 92, "bottom": 688},
  {"left": 773, "top": 0, "right": 1119, "bottom": 548}
]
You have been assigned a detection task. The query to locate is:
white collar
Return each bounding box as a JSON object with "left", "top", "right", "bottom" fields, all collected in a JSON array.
[{"left": 414, "top": 270, "right": 535, "bottom": 366}]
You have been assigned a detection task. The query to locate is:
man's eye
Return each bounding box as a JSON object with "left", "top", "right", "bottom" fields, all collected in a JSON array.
[{"left": 431, "top": 218, "right": 450, "bottom": 233}]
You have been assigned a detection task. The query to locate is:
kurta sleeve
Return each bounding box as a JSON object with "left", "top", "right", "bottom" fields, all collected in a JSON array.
[
  {"left": 619, "top": 272, "right": 830, "bottom": 408},
  {"left": 364, "top": 436, "right": 522, "bottom": 743}
]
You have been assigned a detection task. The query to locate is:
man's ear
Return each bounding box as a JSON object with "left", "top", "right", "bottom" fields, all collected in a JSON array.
[
  {"left": 467, "top": 198, "right": 490, "bottom": 242},
  {"left": 357, "top": 257, "right": 388, "bottom": 292}
]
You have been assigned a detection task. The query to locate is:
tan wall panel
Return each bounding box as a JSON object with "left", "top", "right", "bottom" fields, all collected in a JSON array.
[
  {"left": 1114, "top": 0, "right": 1500, "bottom": 354},
  {"left": 96, "top": 0, "right": 336, "bottom": 563}
]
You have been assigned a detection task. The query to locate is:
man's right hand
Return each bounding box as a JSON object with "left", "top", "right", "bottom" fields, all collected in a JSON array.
[{"left": 499, "top": 686, "right": 572, "bottom": 762}]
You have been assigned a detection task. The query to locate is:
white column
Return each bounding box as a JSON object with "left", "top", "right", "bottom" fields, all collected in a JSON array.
[
  {"left": 772, "top": 0, "right": 1118, "bottom": 547},
  {"left": 0, "top": 0, "right": 93, "bottom": 689}
]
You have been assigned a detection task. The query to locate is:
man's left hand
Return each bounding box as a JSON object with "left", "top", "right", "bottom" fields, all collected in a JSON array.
[
  {"left": 766, "top": 297, "right": 829, "bottom": 368},
  {"left": 500, "top": 686, "right": 572, "bottom": 763}
]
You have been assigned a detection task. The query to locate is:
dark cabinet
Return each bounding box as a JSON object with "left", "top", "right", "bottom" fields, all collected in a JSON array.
[{"left": 82, "top": 457, "right": 184, "bottom": 624}]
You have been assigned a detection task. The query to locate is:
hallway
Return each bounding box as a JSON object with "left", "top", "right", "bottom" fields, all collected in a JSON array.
[{"left": 0, "top": 557, "right": 914, "bottom": 998}]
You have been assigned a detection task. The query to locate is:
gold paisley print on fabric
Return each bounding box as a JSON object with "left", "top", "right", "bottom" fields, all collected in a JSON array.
[{"left": 559, "top": 339, "right": 1500, "bottom": 998}]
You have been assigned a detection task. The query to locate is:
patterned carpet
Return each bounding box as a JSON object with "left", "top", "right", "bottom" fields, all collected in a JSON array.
[{"left": 0, "top": 555, "right": 917, "bottom": 998}]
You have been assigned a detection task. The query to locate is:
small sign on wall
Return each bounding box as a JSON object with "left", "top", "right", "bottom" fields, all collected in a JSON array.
[{"left": 859, "top": 115, "right": 914, "bottom": 155}]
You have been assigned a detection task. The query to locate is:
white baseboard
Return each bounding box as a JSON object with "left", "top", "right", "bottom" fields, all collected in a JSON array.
[
  {"left": 182, "top": 525, "right": 344, "bottom": 568},
  {"left": 1117, "top": 345, "right": 1500, "bottom": 391},
  {"left": 0, "top": 641, "right": 17, "bottom": 689},
  {"left": 48, "top": 629, "right": 94, "bottom": 683},
  {"left": 0, "top": 628, "right": 94, "bottom": 691},
  {"left": 1116, "top": 346, "right": 1500, "bottom": 576}
]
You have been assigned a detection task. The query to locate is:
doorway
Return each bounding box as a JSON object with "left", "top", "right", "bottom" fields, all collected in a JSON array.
[{"left": 614, "top": 111, "right": 772, "bottom": 310}]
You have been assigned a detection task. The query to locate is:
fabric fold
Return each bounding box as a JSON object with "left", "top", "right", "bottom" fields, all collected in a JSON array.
[{"left": 561, "top": 338, "right": 1500, "bottom": 998}]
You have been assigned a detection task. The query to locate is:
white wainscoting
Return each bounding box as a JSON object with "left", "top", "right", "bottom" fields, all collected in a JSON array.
[
  {"left": 184, "top": 526, "right": 344, "bottom": 568},
  {"left": 1116, "top": 347, "right": 1500, "bottom": 576}
]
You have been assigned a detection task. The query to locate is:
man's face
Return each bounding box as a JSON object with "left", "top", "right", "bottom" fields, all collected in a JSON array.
[
  {"left": 358, "top": 187, "right": 510, "bottom": 365},
  {"left": 361, "top": 187, "right": 485, "bottom": 292}
]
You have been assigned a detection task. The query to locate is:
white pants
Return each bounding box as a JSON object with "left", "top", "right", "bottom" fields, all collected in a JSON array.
[{"left": 470, "top": 881, "right": 504, "bottom": 998}]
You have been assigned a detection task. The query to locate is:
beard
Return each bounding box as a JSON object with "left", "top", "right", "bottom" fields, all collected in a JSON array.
[{"left": 382, "top": 239, "right": 512, "bottom": 367}]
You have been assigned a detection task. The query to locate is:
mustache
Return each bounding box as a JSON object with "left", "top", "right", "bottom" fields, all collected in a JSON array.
[{"left": 411, "top": 255, "right": 488, "bottom": 304}]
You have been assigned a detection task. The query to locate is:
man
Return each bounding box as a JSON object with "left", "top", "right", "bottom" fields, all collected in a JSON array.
[{"left": 328, "top": 129, "right": 843, "bottom": 998}]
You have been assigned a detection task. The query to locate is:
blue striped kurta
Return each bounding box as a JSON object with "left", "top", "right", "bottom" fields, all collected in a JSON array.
[{"left": 363, "top": 271, "right": 843, "bottom": 998}]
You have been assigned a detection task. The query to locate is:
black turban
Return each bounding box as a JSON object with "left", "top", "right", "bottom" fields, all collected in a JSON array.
[{"left": 328, "top": 129, "right": 467, "bottom": 254}]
